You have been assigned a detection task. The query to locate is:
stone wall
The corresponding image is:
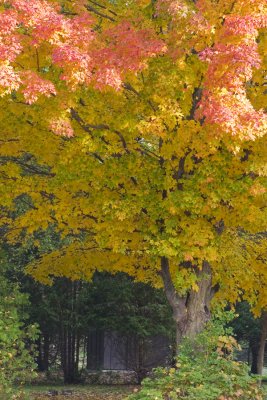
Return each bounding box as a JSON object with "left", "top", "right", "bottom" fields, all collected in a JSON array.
[{"left": 82, "top": 369, "right": 138, "bottom": 385}]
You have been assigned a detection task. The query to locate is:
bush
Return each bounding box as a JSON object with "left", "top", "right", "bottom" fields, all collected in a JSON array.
[
  {"left": 0, "top": 279, "right": 38, "bottom": 399},
  {"left": 128, "top": 314, "right": 266, "bottom": 400}
]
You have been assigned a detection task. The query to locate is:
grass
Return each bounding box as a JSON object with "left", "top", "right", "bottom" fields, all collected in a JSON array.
[
  {"left": 24, "top": 384, "right": 138, "bottom": 399},
  {"left": 19, "top": 382, "right": 267, "bottom": 400}
]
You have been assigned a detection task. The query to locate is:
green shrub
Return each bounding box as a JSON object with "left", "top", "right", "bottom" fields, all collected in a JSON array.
[
  {"left": 129, "top": 314, "right": 266, "bottom": 400},
  {"left": 0, "top": 280, "right": 38, "bottom": 399}
]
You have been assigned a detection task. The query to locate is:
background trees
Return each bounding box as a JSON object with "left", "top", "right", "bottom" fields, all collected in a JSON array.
[
  {"left": 26, "top": 273, "right": 174, "bottom": 383},
  {"left": 2, "top": 241, "right": 174, "bottom": 383},
  {"left": 232, "top": 303, "right": 267, "bottom": 376}
]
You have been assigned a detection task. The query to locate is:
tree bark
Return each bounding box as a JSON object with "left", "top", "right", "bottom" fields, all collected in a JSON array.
[
  {"left": 61, "top": 326, "right": 67, "bottom": 382},
  {"left": 36, "top": 333, "right": 50, "bottom": 371},
  {"left": 75, "top": 333, "right": 80, "bottom": 374},
  {"left": 250, "top": 338, "right": 259, "bottom": 374},
  {"left": 256, "top": 311, "right": 267, "bottom": 376},
  {"left": 161, "top": 257, "right": 214, "bottom": 351},
  {"left": 36, "top": 337, "right": 43, "bottom": 371},
  {"left": 43, "top": 332, "right": 50, "bottom": 371}
]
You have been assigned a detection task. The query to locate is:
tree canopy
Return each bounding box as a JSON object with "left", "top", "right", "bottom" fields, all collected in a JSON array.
[{"left": 0, "top": 0, "right": 266, "bottom": 340}]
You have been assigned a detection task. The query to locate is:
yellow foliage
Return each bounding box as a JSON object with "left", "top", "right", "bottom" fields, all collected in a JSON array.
[{"left": 0, "top": 0, "right": 266, "bottom": 315}]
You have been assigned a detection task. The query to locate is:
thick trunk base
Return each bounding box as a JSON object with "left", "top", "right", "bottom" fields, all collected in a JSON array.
[{"left": 161, "top": 257, "right": 215, "bottom": 351}]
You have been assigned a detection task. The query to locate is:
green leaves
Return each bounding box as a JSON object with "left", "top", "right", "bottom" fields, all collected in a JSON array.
[
  {"left": 129, "top": 315, "right": 266, "bottom": 400},
  {"left": 0, "top": 276, "right": 38, "bottom": 399}
]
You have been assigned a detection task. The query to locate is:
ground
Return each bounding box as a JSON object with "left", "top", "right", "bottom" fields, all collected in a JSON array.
[
  {"left": 25, "top": 385, "right": 138, "bottom": 399},
  {"left": 25, "top": 382, "right": 267, "bottom": 400}
]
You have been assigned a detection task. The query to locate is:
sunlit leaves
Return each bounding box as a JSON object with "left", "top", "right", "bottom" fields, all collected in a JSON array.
[{"left": 0, "top": 0, "right": 266, "bottom": 311}]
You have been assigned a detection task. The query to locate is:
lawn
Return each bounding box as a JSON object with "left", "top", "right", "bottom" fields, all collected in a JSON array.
[
  {"left": 25, "top": 385, "right": 138, "bottom": 399},
  {"left": 19, "top": 381, "right": 267, "bottom": 400}
]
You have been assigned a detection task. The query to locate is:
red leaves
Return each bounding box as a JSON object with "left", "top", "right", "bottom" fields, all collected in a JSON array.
[
  {"left": 0, "top": 10, "right": 22, "bottom": 63},
  {"left": 101, "top": 21, "right": 165, "bottom": 69},
  {"left": 91, "top": 21, "right": 166, "bottom": 89},
  {"left": 0, "top": 1, "right": 165, "bottom": 98},
  {"left": 0, "top": 9, "right": 18, "bottom": 35},
  {"left": 223, "top": 15, "right": 265, "bottom": 37},
  {"left": 21, "top": 71, "right": 56, "bottom": 104},
  {"left": 195, "top": 8, "right": 267, "bottom": 140},
  {"left": 50, "top": 19, "right": 165, "bottom": 90},
  {"left": 0, "top": 0, "right": 266, "bottom": 140},
  {"left": 196, "top": 88, "right": 267, "bottom": 140}
]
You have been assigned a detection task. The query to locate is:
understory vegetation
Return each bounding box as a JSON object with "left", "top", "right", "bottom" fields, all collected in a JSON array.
[
  {"left": 129, "top": 316, "right": 266, "bottom": 400},
  {"left": 0, "top": 277, "right": 38, "bottom": 399}
]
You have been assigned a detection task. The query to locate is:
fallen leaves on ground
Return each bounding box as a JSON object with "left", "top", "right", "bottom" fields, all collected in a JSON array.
[{"left": 30, "top": 386, "right": 138, "bottom": 400}]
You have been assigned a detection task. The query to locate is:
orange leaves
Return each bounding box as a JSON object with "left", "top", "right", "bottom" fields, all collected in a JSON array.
[
  {"left": 0, "top": 10, "right": 22, "bottom": 63},
  {"left": 0, "top": 0, "right": 265, "bottom": 142},
  {"left": 50, "top": 118, "right": 74, "bottom": 138},
  {"left": 0, "top": 1, "right": 165, "bottom": 94},
  {"left": 0, "top": 62, "right": 21, "bottom": 96},
  {"left": 194, "top": 2, "right": 267, "bottom": 140},
  {"left": 156, "top": 0, "right": 267, "bottom": 142},
  {"left": 21, "top": 71, "right": 56, "bottom": 104}
]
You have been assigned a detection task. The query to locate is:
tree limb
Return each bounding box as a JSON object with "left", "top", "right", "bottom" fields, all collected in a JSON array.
[{"left": 85, "top": 4, "right": 116, "bottom": 21}]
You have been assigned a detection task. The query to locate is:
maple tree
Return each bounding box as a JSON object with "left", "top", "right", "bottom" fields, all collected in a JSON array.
[{"left": 0, "top": 0, "right": 266, "bottom": 346}]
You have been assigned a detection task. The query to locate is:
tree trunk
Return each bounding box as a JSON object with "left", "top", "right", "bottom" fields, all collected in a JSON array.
[
  {"left": 43, "top": 332, "right": 50, "bottom": 371},
  {"left": 250, "top": 338, "right": 259, "bottom": 374},
  {"left": 256, "top": 311, "right": 267, "bottom": 376},
  {"left": 75, "top": 333, "right": 80, "bottom": 374},
  {"left": 36, "top": 337, "right": 44, "bottom": 371},
  {"left": 60, "top": 326, "right": 67, "bottom": 382},
  {"left": 161, "top": 257, "right": 215, "bottom": 351},
  {"left": 135, "top": 336, "right": 146, "bottom": 384},
  {"left": 36, "top": 333, "right": 50, "bottom": 371},
  {"left": 61, "top": 329, "right": 77, "bottom": 383}
]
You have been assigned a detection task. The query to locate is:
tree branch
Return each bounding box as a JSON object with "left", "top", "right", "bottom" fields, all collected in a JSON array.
[
  {"left": 0, "top": 156, "right": 55, "bottom": 177},
  {"left": 88, "top": 0, "right": 117, "bottom": 16},
  {"left": 86, "top": 151, "right": 105, "bottom": 164},
  {"left": 187, "top": 87, "right": 203, "bottom": 121},
  {"left": 71, "top": 108, "right": 130, "bottom": 153},
  {"left": 85, "top": 4, "right": 116, "bottom": 21}
]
